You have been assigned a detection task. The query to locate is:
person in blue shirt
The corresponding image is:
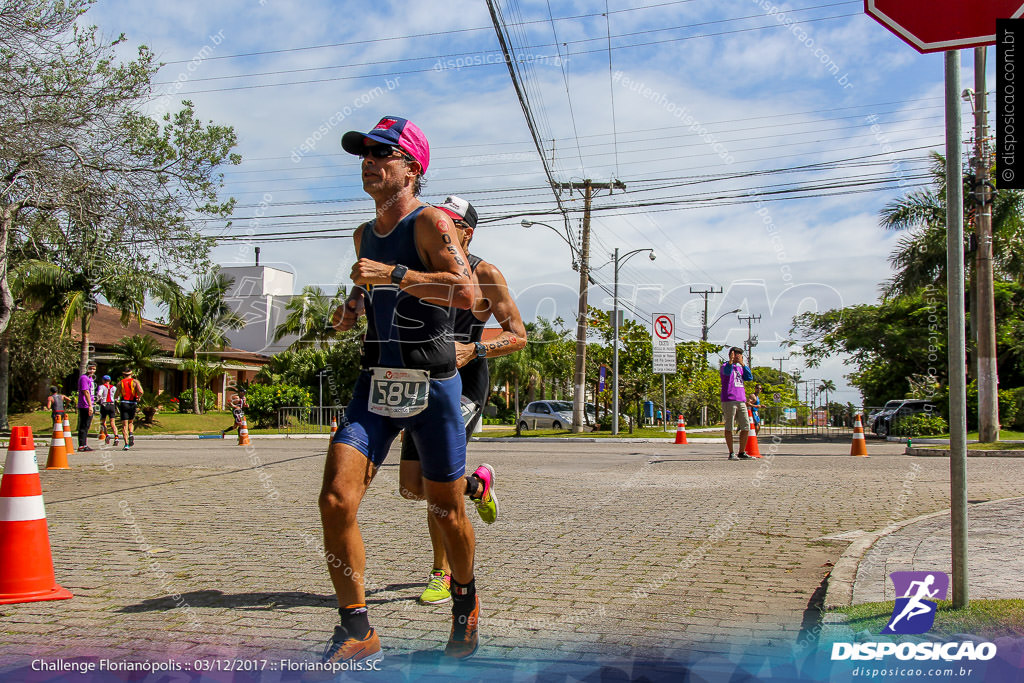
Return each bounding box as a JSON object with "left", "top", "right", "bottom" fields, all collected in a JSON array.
[{"left": 748, "top": 384, "right": 763, "bottom": 434}]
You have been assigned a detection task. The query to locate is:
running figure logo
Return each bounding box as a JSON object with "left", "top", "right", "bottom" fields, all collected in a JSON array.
[{"left": 882, "top": 571, "right": 949, "bottom": 634}]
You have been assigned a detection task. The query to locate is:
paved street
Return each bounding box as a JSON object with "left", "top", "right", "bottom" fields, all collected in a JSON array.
[{"left": 2, "top": 436, "right": 1023, "bottom": 673}]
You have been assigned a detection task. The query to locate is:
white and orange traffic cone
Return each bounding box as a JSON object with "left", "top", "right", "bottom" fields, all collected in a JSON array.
[
  {"left": 0, "top": 426, "right": 73, "bottom": 604},
  {"left": 237, "top": 416, "right": 251, "bottom": 446},
  {"left": 45, "top": 417, "right": 69, "bottom": 470},
  {"left": 62, "top": 415, "right": 73, "bottom": 454},
  {"left": 745, "top": 407, "right": 762, "bottom": 458},
  {"left": 674, "top": 414, "right": 688, "bottom": 445},
  {"left": 330, "top": 416, "right": 338, "bottom": 438},
  {"left": 851, "top": 414, "right": 869, "bottom": 457}
]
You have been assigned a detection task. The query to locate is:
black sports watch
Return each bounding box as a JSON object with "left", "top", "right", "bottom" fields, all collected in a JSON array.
[
  {"left": 390, "top": 264, "right": 408, "bottom": 285},
  {"left": 474, "top": 341, "right": 487, "bottom": 358}
]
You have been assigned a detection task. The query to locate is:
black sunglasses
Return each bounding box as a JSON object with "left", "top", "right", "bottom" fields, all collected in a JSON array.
[{"left": 361, "top": 145, "right": 411, "bottom": 161}]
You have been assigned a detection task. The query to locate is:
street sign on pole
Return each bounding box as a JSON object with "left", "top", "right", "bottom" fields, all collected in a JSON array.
[
  {"left": 865, "top": 0, "right": 1024, "bottom": 53},
  {"left": 652, "top": 314, "right": 676, "bottom": 374},
  {"left": 865, "top": 0, "right": 977, "bottom": 608}
]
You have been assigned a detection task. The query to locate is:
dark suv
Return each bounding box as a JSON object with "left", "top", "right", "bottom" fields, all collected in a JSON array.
[{"left": 871, "top": 399, "right": 939, "bottom": 437}]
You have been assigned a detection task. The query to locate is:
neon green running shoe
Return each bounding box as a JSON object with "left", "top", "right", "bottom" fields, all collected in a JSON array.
[
  {"left": 418, "top": 570, "right": 451, "bottom": 605},
  {"left": 471, "top": 464, "right": 498, "bottom": 524}
]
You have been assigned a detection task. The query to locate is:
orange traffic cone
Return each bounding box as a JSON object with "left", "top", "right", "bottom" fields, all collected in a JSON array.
[
  {"left": 62, "top": 415, "right": 73, "bottom": 454},
  {"left": 46, "top": 416, "right": 69, "bottom": 470},
  {"left": 745, "top": 408, "right": 762, "bottom": 458},
  {"left": 237, "top": 416, "right": 251, "bottom": 446},
  {"left": 330, "top": 416, "right": 338, "bottom": 437},
  {"left": 0, "top": 426, "right": 73, "bottom": 604},
  {"left": 851, "top": 414, "right": 869, "bottom": 456},
  {"left": 674, "top": 414, "right": 688, "bottom": 445}
]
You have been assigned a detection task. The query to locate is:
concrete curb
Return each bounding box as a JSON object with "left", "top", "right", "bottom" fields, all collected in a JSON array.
[
  {"left": 823, "top": 508, "right": 952, "bottom": 611},
  {"left": 823, "top": 496, "right": 1024, "bottom": 613},
  {"left": 906, "top": 446, "right": 1024, "bottom": 458}
]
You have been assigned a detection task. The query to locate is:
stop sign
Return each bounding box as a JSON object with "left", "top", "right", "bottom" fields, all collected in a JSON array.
[{"left": 865, "top": 0, "right": 1024, "bottom": 53}]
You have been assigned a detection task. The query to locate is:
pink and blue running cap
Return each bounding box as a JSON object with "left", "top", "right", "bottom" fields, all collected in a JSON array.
[{"left": 341, "top": 116, "right": 430, "bottom": 172}]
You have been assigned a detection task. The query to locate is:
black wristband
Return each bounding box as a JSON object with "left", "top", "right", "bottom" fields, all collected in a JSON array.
[{"left": 390, "top": 264, "right": 408, "bottom": 285}]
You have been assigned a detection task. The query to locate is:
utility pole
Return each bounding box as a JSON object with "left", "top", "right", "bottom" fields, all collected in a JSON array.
[
  {"left": 772, "top": 355, "right": 790, "bottom": 376},
  {"left": 690, "top": 286, "right": 722, "bottom": 367},
  {"left": 557, "top": 179, "right": 624, "bottom": 433},
  {"left": 691, "top": 286, "right": 722, "bottom": 427},
  {"left": 974, "top": 46, "right": 999, "bottom": 444},
  {"left": 738, "top": 314, "right": 761, "bottom": 368}
]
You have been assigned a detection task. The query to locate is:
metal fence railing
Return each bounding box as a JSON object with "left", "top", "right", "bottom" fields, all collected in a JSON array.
[
  {"left": 277, "top": 406, "right": 345, "bottom": 434},
  {"left": 755, "top": 406, "right": 877, "bottom": 439}
]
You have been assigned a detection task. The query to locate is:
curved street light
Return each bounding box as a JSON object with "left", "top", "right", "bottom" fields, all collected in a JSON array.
[{"left": 611, "top": 247, "right": 656, "bottom": 435}]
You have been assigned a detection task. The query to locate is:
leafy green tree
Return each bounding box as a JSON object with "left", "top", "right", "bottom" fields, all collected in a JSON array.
[
  {"left": 5, "top": 308, "right": 78, "bottom": 412},
  {"left": 163, "top": 271, "right": 244, "bottom": 414},
  {"left": 273, "top": 285, "right": 347, "bottom": 350},
  {"left": 789, "top": 291, "right": 948, "bottom": 406},
  {"left": 492, "top": 350, "right": 541, "bottom": 418}
]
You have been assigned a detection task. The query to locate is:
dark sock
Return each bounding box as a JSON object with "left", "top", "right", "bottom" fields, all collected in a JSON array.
[
  {"left": 451, "top": 578, "right": 476, "bottom": 618},
  {"left": 465, "top": 474, "right": 481, "bottom": 499},
  {"left": 338, "top": 604, "right": 370, "bottom": 640}
]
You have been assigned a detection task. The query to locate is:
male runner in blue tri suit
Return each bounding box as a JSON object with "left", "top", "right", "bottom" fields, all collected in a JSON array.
[
  {"left": 398, "top": 195, "right": 527, "bottom": 606},
  {"left": 322, "top": 116, "right": 479, "bottom": 663}
]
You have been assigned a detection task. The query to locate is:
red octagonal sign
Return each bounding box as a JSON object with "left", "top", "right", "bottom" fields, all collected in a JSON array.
[{"left": 866, "top": 0, "right": 1024, "bottom": 53}]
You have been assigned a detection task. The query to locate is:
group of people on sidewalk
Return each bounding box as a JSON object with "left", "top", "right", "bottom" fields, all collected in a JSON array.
[{"left": 44, "top": 365, "right": 143, "bottom": 452}]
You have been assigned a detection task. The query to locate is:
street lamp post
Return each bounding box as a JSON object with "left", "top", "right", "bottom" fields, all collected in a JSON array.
[
  {"left": 521, "top": 219, "right": 590, "bottom": 432},
  {"left": 611, "top": 247, "right": 656, "bottom": 435}
]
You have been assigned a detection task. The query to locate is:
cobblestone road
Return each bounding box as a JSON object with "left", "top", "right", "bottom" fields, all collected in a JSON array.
[{"left": 2, "top": 437, "right": 1022, "bottom": 670}]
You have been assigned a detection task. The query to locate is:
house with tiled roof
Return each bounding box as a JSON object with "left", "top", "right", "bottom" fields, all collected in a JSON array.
[{"left": 71, "top": 303, "right": 270, "bottom": 409}]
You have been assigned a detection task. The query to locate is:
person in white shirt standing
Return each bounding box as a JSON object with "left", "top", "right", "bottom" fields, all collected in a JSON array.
[{"left": 96, "top": 375, "right": 119, "bottom": 446}]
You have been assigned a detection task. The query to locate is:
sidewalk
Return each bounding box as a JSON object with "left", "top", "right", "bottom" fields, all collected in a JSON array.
[{"left": 825, "top": 496, "right": 1024, "bottom": 608}]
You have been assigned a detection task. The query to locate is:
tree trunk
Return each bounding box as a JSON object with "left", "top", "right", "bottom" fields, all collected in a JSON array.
[
  {"left": 0, "top": 328, "right": 9, "bottom": 431},
  {"left": 0, "top": 210, "right": 15, "bottom": 338},
  {"left": 192, "top": 351, "right": 201, "bottom": 414},
  {"left": 514, "top": 381, "right": 520, "bottom": 417},
  {"left": 79, "top": 310, "right": 93, "bottom": 375}
]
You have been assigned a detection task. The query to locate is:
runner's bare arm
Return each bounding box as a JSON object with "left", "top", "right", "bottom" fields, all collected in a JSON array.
[
  {"left": 335, "top": 225, "right": 367, "bottom": 332},
  {"left": 349, "top": 207, "right": 474, "bottom": 309},
  {"left": 455, "top": 261, "right": 527, "bottom": 367}
]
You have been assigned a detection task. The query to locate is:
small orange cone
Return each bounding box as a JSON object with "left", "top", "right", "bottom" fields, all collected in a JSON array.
[
  {"left": 62, "top": 415, "right": 73, "bottom": 454},
  {"left": 330, "top": 416, "right": 338, "bottom": 437},
  {"left": 237, "top": 416, "right": 251, "bottom": 446},
  {"left": 0, "top": 426, "right": 73, "bottom": 604},
  {"left": 745, "top": 407, "right": 762, "bottom": 458},
  {"left": 674, "top": 414, "right": 688, "bottom": 445},
  {"left": 851, "top": 414, "right": 869, "bottom": 456},
  {"left": 46, "top": 417, "right": 69, "bottom": 470}
]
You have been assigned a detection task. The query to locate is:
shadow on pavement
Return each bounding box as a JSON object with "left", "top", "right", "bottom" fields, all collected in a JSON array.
[{"left": 116, "top": 583, "right": 424, "bottom": 613}]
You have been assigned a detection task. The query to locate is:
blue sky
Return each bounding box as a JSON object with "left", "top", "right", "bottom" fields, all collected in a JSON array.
[{"left": 85, "top": 0, "right": 992, "bottom": 405}]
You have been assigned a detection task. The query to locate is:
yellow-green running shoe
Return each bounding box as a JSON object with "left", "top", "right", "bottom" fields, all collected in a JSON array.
[
  {"left": 471, "top": 463, "right": 498, "bottom": 524},
  {"left": 418, "top": 570, "right": 452, "bottom": 605}
]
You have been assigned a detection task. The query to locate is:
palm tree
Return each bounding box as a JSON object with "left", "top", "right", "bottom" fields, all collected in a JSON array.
[
  {"left": 111, "top": 334, "right": 163, "bottom": 376},
  {"left": 273, "top": 285, "right": 346, "bottom": 350},
  {"left": 818, "top": 379, "right": 836, "bottom": 424},
  {"left": 163, "top": 271, "right": 244, "bottom": 414},
  {"left": 17, "top": 259, "right": 154, "bottom": 374},
  {"left": 491, "top": 349, "right": 541, "bottom": 419},
  {"left": 880, "top": 151, "right": 1024, "bottom": 298}
]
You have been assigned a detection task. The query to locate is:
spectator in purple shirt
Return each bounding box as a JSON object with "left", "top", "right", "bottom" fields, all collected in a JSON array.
[
  {"left": 720, "top": 347, "right": 753, "bottom": 460},
  {"left": 77, "top": 362, "right": 97, "bottom": 451}
]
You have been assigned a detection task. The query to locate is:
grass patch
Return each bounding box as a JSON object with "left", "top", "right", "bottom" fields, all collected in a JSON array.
[
  {"left": 832, "top": 599, "right": 1024, "bottom": 639},
  {"left": 927, "top": 430, "right": 1024, "bottom": 441},
  {"left": 915, "top": 441, "right": 1024, "bottom": 451}
]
